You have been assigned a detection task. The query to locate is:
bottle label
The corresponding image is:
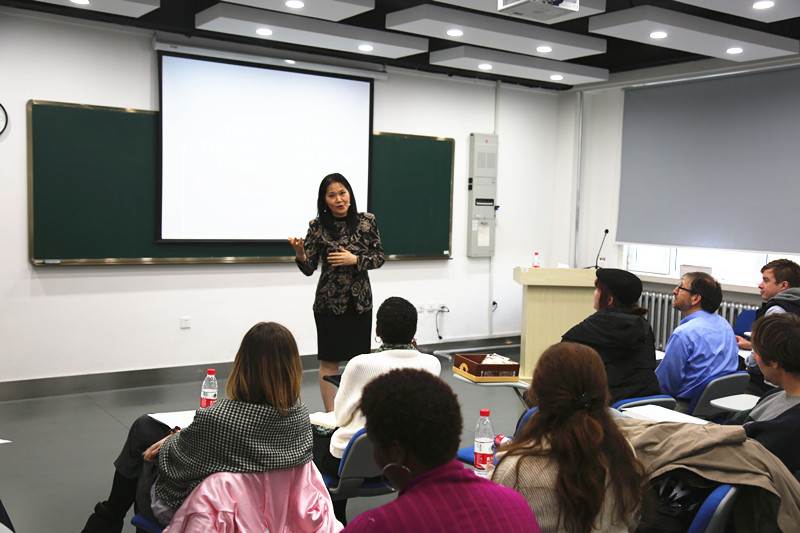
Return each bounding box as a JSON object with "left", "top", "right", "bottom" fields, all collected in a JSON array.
[
  {"left": 474, "top": 439, "right": 494, "bottom": 471},
  {"left": 200, "top": 390, "right": 217, "bottom": 408},
  {"left": 200, "top": 397, "right": 216, "bottom": 408}
]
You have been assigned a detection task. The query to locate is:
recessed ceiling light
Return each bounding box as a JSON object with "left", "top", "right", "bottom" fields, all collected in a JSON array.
[
  {"left": 446, "top": 29, "right": 464, "bottom": 37},
  {"left": 284, "top": 59, "right": 296, "bottom": 64},
  {"left": 256, "top": 27, "right": 273, "bottom": 36},
  {"left": 478, "top": 63, "right": 493, "bottom": 70},
  {"left": 358, "top": 44, "right": 374, "bottom": 52},
  {"left": 650, "top": 31, "right": 668, "bottom": 39},
  {"left": 753, "top": 1, "right": 775, "bottom": 9},
  {"left": 536, "top": 45, "right": 553, "bottom": 53},
  {"left": 70, "top": 0, "right": 90, "bottom": 4},
  {"left": 285, "top": 0, "right": 304, "bottom": 8},
  {"left": 726, "top": 47, "right": 744, "bottom": 54},
  {"left": 549, "top": 74, "right": 564, "bottom": 81}
]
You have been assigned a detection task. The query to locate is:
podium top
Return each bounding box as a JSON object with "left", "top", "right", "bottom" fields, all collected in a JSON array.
[{"left": 513, "top": 267, "right": 597, "bottom": 287}]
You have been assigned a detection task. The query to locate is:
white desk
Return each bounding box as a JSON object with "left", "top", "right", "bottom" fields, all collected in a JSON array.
[
  {"left": 452, "top": 373, "right": 530, "bottom": 408},
  {"left": 710, "top": 394, "right": 759, "bottom": 413}
]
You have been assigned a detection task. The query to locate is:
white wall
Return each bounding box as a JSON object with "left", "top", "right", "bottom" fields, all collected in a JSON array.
[{"left": 0, "top": 8, "right": 580, "bottom": 382}]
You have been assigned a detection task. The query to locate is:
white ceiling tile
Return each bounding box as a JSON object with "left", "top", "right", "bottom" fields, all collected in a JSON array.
[
  {"left": 675, "top": 0, "right": 800, "bottom": 24},
  {"left": 589, "top": 5, "right": 799, "bottom": 62},
  {"left": 386, "top": 4, "right": 605, "bottom": 61},
  {"left": 196, "top": 3, "right": 427, "bottom": 59},
  {"left": 430, "top": 45, "right": 609, "bottom": 85},
  {"left": 224, "top": 0, "right": 373, "bottom": 22},
  {"left": 34, "top": 0, "right": 158, "bottom": 18}
]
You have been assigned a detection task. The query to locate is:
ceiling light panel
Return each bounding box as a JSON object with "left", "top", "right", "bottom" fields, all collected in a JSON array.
[
  {"left": 224, "top": 0, "right": 373, "bottom": 22},
  {"left": 386, "top": 4, "right": 605, "bottom": 61},
  {"left": 589, "top": 5, "right": 799, "bottom": 63},
  {"left": 34, "top": 0, "right": 158, "bottom": 17},
  {"left": 430, "top": 45, "right": 609, "bottom": 85},
  {"left": 674, "top": 0, "right": 800, "bottom": 24},
  {"left": 196, "top": 3, "right": 428, "bottom": 59},
  {"left": 436, "top": 0, "right": 606, "bottom": 25}
]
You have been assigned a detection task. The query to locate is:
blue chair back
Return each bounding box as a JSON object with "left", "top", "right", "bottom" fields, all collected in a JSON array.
[
  {"left": 687, "top": 484, "right": 738, "bottom": 533},
  {"left": 733, "top": 310, "right": 757, "bottom": 337},
  {"left": 612, "top": 394, "right": 676, "bottom": 410},
  {"left": 322, "top": 428, "right": 393, "bottom": 500},
  {"left": 131, "top": 513, "right": 165, "bottom": 533}
]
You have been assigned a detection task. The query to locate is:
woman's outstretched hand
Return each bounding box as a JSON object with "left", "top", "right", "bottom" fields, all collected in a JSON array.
[
  {"left": 142, "top": 436, "right": 168, "bottom": 463},
  {"left": 328, "top": 246, "right": 357, "bottom": 267},
  {"left": 288, "top": 237, "right": 306, "bottom": 262}
]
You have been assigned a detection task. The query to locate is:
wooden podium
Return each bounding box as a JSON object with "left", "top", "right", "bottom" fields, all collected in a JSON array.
[{"left": 514, "top": 267, "right": 596, "bottom": 378}]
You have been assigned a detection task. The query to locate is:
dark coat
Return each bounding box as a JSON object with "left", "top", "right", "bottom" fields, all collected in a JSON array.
[{"left": 562, "top": 308, "right": 661, "bottom": 404}]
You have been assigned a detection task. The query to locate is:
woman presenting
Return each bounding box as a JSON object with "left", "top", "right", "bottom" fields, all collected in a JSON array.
[{"left": 289, "top": 173, "right": 384, "bottom": 412}]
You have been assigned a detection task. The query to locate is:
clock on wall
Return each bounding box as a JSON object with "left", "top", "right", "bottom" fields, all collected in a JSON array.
[{"left": 0, "top": 103, "right": 7, "bottom": 135}]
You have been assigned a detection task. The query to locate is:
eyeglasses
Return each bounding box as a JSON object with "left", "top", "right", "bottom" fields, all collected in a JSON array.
[{"left": 676, "top": 285, "right": 696, "bottom": 294}]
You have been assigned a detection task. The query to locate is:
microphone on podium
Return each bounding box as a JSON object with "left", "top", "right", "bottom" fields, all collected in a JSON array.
[
  {"left": 583, "top": 228, "right": 609, "bottom": 269},
  {"left": 594, "top": 229, "right": 609, "bottom": 269}
]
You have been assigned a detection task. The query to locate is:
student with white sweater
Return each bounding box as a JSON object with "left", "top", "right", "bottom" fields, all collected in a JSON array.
[{"left": 312, "top": 296, "right": 440, "bottom": 523}]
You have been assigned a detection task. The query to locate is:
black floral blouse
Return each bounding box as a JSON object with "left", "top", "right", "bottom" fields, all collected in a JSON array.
[{"left": 296, "top": 212, "right": 384, "bottom": 315}]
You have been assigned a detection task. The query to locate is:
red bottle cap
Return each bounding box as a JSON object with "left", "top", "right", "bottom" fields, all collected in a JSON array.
[
  {"left": 207, "top": 369, "right": 216, "bottom": 375},
  {"left": 480, "top": 409, "right": 490, "bottom": 417}
]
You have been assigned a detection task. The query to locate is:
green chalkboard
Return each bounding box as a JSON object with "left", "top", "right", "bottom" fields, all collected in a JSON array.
[{"left": 28, "top": 101, "right": 453, "bottom": 265}]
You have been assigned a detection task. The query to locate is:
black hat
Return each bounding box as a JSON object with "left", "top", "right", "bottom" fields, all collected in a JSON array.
[{"left": 596, "top": 268, "right": 642, "bottom": 306}]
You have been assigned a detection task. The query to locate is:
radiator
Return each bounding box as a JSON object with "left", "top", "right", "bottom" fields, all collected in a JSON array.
[{"left": 639, "top": 291, "right": 758, "bottom": 350}]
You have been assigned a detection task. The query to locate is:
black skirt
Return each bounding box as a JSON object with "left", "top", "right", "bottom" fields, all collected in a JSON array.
[{"left": 314, "top": 307, "right": 372, "bottom": 362}]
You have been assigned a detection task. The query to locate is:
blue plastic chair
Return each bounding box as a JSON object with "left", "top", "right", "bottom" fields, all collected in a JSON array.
[
  {"left": 733, "top": 309, "right": 757, "bottom": 337},
  {"left": 612, "top": 394, "right": 676, "bottom": 410},
  {"left": 131, "top": 513, "right": 165, "bottom": 533},
  {"left": 687, "top": 484, "right": 739, "bottom": 533},
  {"left": 689, "top": 371, "right": 750, "bottom": 419},
  {"left": 321, "top": 428, "right": 393, "bottom": 501},
  {"left": 456, "top": 407, "right": 538, "bottom": 465}
]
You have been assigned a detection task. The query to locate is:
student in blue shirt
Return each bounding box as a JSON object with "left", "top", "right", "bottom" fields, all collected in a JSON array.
[{"left": 655, "top": 272, "right": 739, "bottom": 412}]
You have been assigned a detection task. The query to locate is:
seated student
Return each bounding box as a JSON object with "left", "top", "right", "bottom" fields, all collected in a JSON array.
[
  {"left": 729, "top": 313, "right": 800, "bottom": 478},
  {"left": 655, "top": 272, "right": 739, "bottom": 413},
  {"left": 562, "top": 268, "right": 661, "bottom": 404},
  {"left": 82, "top": 322, "right": 315, "bottom": 533},
  {"left": 343, "top": 369, "right": 540, "bottom": 533},
  {"left": 313, "top": 297, "right": 440, "bottom": 478},
  {"left": 492, "top": 342, "right": 646, "bottom": 533}
]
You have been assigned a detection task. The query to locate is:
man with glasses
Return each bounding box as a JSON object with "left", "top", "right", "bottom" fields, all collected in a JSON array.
[
  {"left": 656, "top": 272, "right": 739, "bottom": 413},
  {"left": 738, "top": 259, "right": 800, "bottom": 394}
]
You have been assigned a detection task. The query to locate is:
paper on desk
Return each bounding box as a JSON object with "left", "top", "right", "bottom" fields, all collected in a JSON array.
[
  {"left": 622, "top": 404, "right": 708, "bottom": 425},
  {"left": 148, "top": 410, "right": 196, "bottom": 430},
  {"left": 309, "top": 411, "right": 336, "bottom": 429}
]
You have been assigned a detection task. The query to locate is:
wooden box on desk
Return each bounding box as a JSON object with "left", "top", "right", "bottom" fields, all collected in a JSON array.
[{"left": 452, "top": 353, "right": 520, "bottom": 383}]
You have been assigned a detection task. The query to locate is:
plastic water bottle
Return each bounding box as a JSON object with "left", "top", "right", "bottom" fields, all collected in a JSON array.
[
  {"left": 533, "top": 252, "right": 541, "bottom": 268},
  {"left": 494, "top": 434, "right": 511, "bottom": 449},
  {"left": 200, "top": 369, "right": 218, "bottom": 408},
  {"left": 474, "top": 409, "right": 494, "bottom": 477}
]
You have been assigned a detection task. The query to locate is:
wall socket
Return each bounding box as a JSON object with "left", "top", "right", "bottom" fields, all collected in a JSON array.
[{"left": 179, "top": 316, "right": 191, "bottom": 329}]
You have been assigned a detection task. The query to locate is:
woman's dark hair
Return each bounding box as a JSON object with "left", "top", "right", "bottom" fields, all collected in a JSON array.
[
  {"left": 317, "top": 173, "right": 358, "bottom": 233},
  {"left": 496, "top": 342, "right": 646, "bottom": 533},
  {"left": 360, "top": 368, "right": 462, "bottom": 469},
  {"left": 595, "top": 279, "right": 648, "bottom": 316},
  {"left": 376, "top": 297, "right": 417, "bottom": 344},
  {"left": 226, "top": 322, "right": 303, "bottom": 414}
]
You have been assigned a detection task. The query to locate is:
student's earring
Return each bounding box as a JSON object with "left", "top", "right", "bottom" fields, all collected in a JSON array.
[{"left": 380, "top": 463, "right": 411, "bottom": 492}]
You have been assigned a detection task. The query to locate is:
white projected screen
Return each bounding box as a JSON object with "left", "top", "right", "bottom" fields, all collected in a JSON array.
[{"left": 160, "top": 54, "right": 372, "bottom": 241}]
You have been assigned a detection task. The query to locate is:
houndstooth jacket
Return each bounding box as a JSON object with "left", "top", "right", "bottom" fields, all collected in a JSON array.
[{"left": 155, "top": 398, "right": 312, "bottom": 509}]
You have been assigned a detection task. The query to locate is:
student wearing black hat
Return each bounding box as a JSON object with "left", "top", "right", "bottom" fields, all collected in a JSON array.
[{"left": 562, "top": 268, "right": 661, "bottom": 404}]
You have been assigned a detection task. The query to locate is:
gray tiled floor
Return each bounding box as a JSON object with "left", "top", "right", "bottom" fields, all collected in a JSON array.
[{"left": 0, "top": 345, "right": 525, "bottom": 532}]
